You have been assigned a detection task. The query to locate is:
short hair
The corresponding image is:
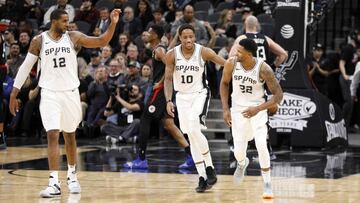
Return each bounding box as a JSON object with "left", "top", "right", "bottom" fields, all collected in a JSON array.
[
  {"left": 183, "top": 4, "right": 193, "bottom": 12},
  {"left": 178, "top": 24, "right": 195, "bottom": 36},
  {"left": 10, "top": 42, "right": 20, "bottom": 47},
  {"left": 150, "top": 24, "right": 164, "bottom": 40},
  {"left": 50, "top": 9, "right": 68, "bottom": 21},
  {"left": 239, "top": 38, "right": 257, "bottom": 56}
]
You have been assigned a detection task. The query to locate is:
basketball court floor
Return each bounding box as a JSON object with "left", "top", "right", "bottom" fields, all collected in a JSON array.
[{"left": 1, "top": 136, "right": 360, "bottom": 202}]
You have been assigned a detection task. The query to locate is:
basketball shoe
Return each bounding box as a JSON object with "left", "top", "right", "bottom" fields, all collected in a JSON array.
[
  {"left": 206, "top": 166, "right": 217, "bottom": 186},
  {"left": 178, "top": 155, "right": 195, "bottom": 169},
  {"left": 39, "top": 177, "right": 61, "bottom": 198},
  {"left": 262, "top": 182, "right": 274, "bottom": 199},
  {"left": 234, "top": 157, "right": 249, "bottom": 183},
  {"left": 195, "top": 177, "right": 211, "bottom": 193}
]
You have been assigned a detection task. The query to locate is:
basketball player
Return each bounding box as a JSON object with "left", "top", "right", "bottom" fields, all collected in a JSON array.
[
  {"left": 229, "top": 15, "right": 287, "bottom": 159},
  {"left": 9, "top": 9, "right": 122, "bottom": 198},
  {"left": 229, "top": 15, "right": 287, "bottom": 67},
  {"left": 124, "top": 25, "right": 195, "bottom": 169},
  {"left": 0, "top": 22, "right": 8, "bottom": 150},
  {"left": 220, "top": 38, "right": 283, "bottom": 199},
  {"left": 164, "top": 24, "right": 225, "bottom": 192}
]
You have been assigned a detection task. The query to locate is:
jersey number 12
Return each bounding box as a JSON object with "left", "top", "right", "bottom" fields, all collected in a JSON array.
[{"left": 53, "top": 57, "right": 66, "bottom": 68}]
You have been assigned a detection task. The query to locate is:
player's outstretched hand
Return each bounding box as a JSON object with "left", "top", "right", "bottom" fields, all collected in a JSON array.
[
  {"left": 223, "top": 109, "right": 232, "bottom": 127},
  {"left": 110, "top": 9, "right": 122, "bottom": 24},
  {"left": 9, "top": 94, "right": 19, "bottom": 116},
  {"left": 166, "top": 101, "right": 175, "bottom": 118}
]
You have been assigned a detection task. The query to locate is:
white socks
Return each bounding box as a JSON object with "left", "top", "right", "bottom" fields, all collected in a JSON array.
[
  {"left": 261, "top": 170, "right": 271, "bottom": 183},
  {"left": 50, "top": 171, "right": 59, "bottom": 184},
  {"left": 67, "top": 165, "right": 77, "bottom": 180},
  {"left": 195, "top": 162, "right": 207, "bottom": 180},
  {"left": 203, "top": 151, "right": 214, "bottom": 168}
]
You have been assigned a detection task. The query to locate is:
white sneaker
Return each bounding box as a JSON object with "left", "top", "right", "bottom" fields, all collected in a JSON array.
[
  {"left": 233, "top": 157, "right": 249, "bottom": 183},
  {"left": 262, "top": 182, "right": 274, "bottom": 199},
  {"left": 39, "top": 181, "right": 61, "bottom": 198},
  {"left": 67, "top": 177, "right": 81, "bottom": 194}
]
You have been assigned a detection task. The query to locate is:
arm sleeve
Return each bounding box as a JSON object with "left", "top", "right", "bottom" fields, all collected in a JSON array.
[{"left": 13, "top": 53, "right": 38, "bottom": 89}]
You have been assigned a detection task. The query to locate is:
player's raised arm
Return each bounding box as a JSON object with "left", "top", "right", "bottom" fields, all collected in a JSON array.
[
  {"left": 258, "top": 63, "right": 283, "bottom": 110},
  {"left": 9, "top": 35, "right": 41, "bottom": 115},
  {"left": 72, "top": 9, "right": 121, "bottom": 48},
  {"left": 164, "top": 49, "right": 175, "bottom": 117},
  {"left": 220, "top": 57, "right": 236, "bottom": 127},
  {"left": 202, "top": 47, "right": 225, "bottom": 66}
]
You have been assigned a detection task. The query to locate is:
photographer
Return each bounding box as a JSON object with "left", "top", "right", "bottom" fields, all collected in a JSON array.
[{"left": 101, "top": 84, "right": 144, "bottom": 143}]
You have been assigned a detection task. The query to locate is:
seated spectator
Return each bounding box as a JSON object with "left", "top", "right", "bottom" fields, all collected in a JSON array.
[
  {"left": 146, "top": 8, "right": 170, "bottom": 34},
  {"left": 134, "top": 31, "right": 150, "bottom": 54},
  {"left": 7, "top": 42, "right": 24, "bottom": 78},
  {"left": 215, "top": 9, "right": 237, "bottom": 39},
  {"left": 100, "top": 45, "right": 112, "bottom": 65},
  {"left": 115, "top": 6, "right": 142, "bottom": 40},
  {"left": 102, "top": 84, "right": 144, "bottom": 143},
  {"left": 78, "top": 57, "right": 93, "bottom": 121},
  {"left": 170, "top": 4, "right": 208, "bottom": 45},
  {"left": 23, "top": 0, "right": 44, "bottom": 26},
  {"left": 3, "top": 29, "right": 17, "bottom": 57},
  {"left": 74, "top": 0, "right": 99, "bottom": 27},
  {"left": 233, "top": 0, "right": 263, "bottom": 16},
  {"left": 114, "top": 52, "right": 127, "bottom": 70},
  {"left": 88, "top": 50, "right": 102, "bottom": 79},
  {"left": 93, "top": 7, "right": 110, "bottom": 35},
  {"left": 160, "top": 0, "right": 177, "bottom": 24},
  {"left": 43, "top": 0, "right": 75, "bottom": 25},
  {"left": 86, "top": 66, "right": 110, "bottom": 128},
  {"left": 140, "top": 64, "right": 152, "bottom": 83},
  {"left": 127, "top": 44, "right": 139, "bottom": 62},
  {"left": 122, "top": 60, "right": 148, "bottom": 92},
  {"left": 68, "top": 22, "right": 78, "bottom": 31},
  {"left": 112, "top": 33, "right": 132, "bottom": 56},
  {"left": 19, "top": 31, "right": 31, "bottom": 56},
  {"left": 135, "top": 0, "right": 154, "bottom": 31},
  {"left": 107, "top": 58, "right": 126, "bottom": 90}
]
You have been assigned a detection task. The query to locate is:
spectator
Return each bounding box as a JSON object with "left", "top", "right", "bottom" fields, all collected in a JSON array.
[
  {"left": 115, "top": 6, "right": 142, "bottom": 41},
  {"left": 140, "top": 64, "right": 152, "bottom": 83},
  {"left": 78, "top": 57, "right": 93, "bottom": 121},
  {"left": 233, "top": 0, "right": 263, "bottom": 16},
  {"left": 134, "top": 31, "right": 150, "bottom": 53},
  {"left": 18, "top": 31, "right": 31, "bottom": 55},
  {"left": 85, "top": 66, "right": 110, "bottom": 129},
  {"left": 122, "top": 60, "right": 148, "bottom": 92},
  {"left": 215, "top": 9, "right": 237, "bottom": 39},
  {"left": 102, "top": 84, "right": 144, "bottom": 143},
  {"left": 68, "top": 22, "right": 78, "bottom": 31},
  {"left": 107, "top": 58, "right": 126, "bottom": 90},
  {"left": 112, "top": 33, "right": 132, "bottom": 55},
  {"left": 306, "top": 43, "right": 339, "bottom": 96},
  {"left": 160, "top": 0, "right": 177, "bottom": 24},
  {"left": 135, "top": 0, "right": 154, "bottom": 31},
  {"left": 171, "top": 4, "right": 208, "bottom": 45},
  {"left": 127, "top": 44, "right": 139, "bottom": 62},
  {"left": 146, "top": 8, "right": 170, "bottom": 33},
  {"left": 339, "top": 31, "right": 360, "bottom": 129},
  {"left": 114, "top": 52, "right": 127, "bottom": 71},
  {"left": 7, "top": 42, "right": 24, "bottom": 78},
  {"left": 3, "top": 29, "right": 17, "bottom": 57},
  {"left": 88, "top": 50, "right": 102, "bottom": 79},
  {"left": 74, "top": 0, "right": 99, "bottom": 27},
  {"left": 23, "top": 0, "right": 44, "bottom": 26},
  {"left": 100, "top": 45, "right": 112, "bottom": 65},
  {"left": 93, "top": 7, "right": 110, "bottom": 35},
  {"left": 43, "top": 0, "right": 75, "bottom": 25}
]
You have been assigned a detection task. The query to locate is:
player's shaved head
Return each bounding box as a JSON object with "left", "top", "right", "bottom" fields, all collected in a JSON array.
[{"left": 245, "top": 15, "right": 258, "bottom": 31}]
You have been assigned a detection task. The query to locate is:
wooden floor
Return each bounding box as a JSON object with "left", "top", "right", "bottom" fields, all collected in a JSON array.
[{"left": 1, "top": 147, "right": 360, "bottom": 203}]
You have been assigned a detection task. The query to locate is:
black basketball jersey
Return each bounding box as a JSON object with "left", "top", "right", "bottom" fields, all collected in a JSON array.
[
  {"left": 245, "top": 33, "right": 269, "bottom": 62},
  {"left": 0, "top": 35, "right": 6, "bottom": 65},
  {"left": 151, "top": 44, "right": 166, "bottom": 84}
]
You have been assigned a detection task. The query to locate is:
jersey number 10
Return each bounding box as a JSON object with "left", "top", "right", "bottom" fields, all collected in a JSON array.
[
  {"left": 181, "top": 75, "right": 193, "bottom": 84},
  {"left": 53, "top": 57, "right": 66, "bottom": 68}
]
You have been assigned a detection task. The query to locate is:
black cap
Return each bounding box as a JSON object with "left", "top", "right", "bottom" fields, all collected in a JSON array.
[
  {"left": 128, "top": 60, "right": 140, "bottom": 68},
  {"left": 313, "top": 43, "right": 323, "bottom": 50}
]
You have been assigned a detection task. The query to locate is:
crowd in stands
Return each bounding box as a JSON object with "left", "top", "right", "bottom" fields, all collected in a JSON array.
[{"left": 0, "top": 0, "right": 360, "bottom": 141}]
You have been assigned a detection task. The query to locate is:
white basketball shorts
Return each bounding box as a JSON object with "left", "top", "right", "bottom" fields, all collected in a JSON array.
[
  {"left": 175, "top": 88, "right": 210, "bottom": 134},
  {"left": 231, "top": 107, "right": 268, "bottom": 142},
  {"left": 40, "top": 88, "right": 82, "bottom": 133}
]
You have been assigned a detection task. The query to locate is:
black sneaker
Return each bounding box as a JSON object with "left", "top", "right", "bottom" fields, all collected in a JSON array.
[
  {"left": 206, "top": 166, "right": 217, "bottom": 186},
  {"left": 0, "top": 133, "right": 6, "bottom": 150},
  {"left": 195, "top": 177, "right": 210, "bottom": 193}
]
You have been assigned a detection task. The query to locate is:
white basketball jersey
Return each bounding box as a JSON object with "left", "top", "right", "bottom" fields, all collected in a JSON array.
[
  {"left": 232, "top": 58, "right": 265, "bottom": 108},
  {"left": 39, "top": 31, "right": 79, "bottom": 91},
  {"left": 173, "top": 43, "right": 207, "bottom": 93}
]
